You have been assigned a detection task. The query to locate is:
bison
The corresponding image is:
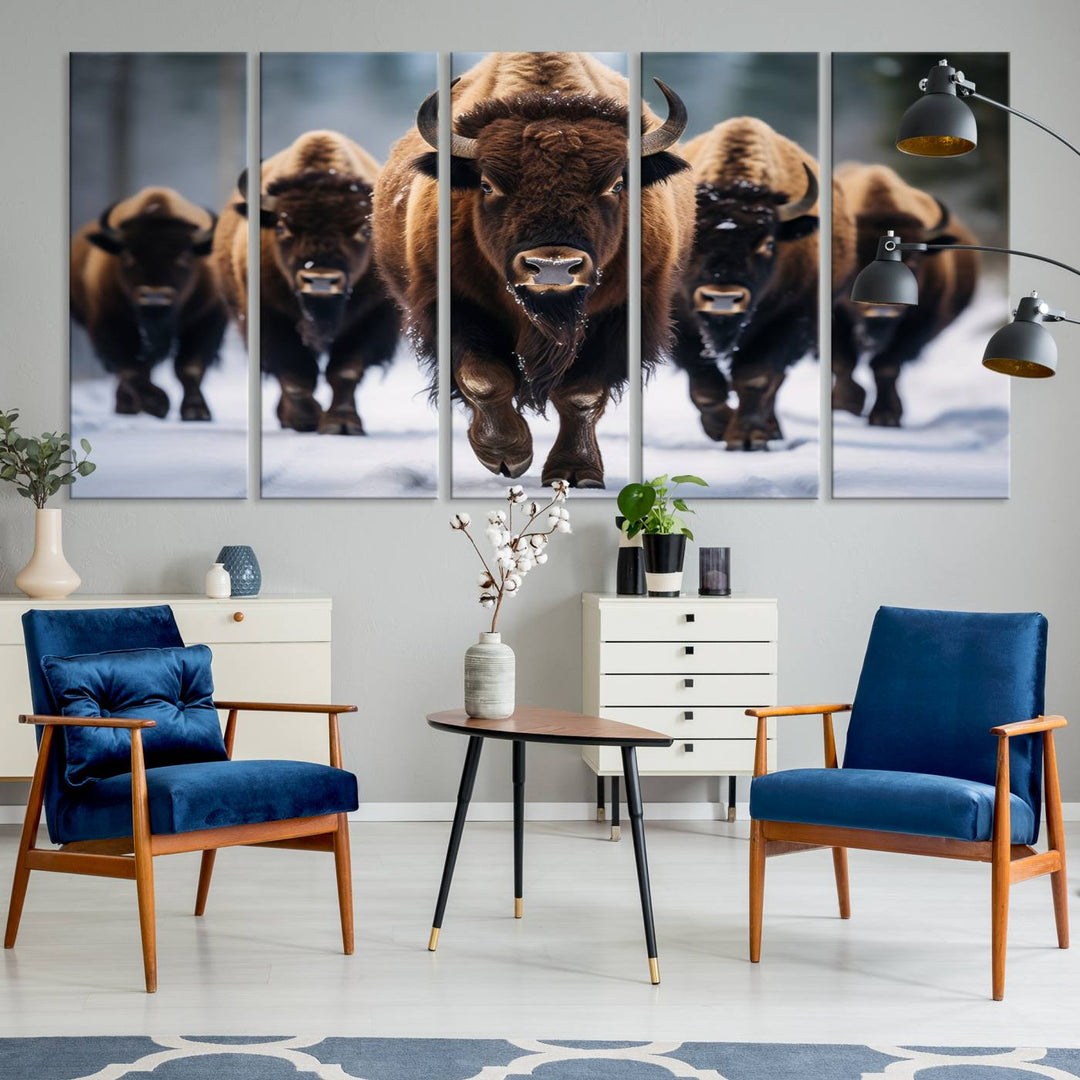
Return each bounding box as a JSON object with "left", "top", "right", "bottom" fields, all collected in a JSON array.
[
  {"left": 832, "top": 162, "right": 977, "bottom": 426},
  {"left": 667, "top": 118, "right": 827, "bottom": 450},
  {"left": 70, "top": 187, "right": 224, "bottom": 420},
  {"left": 213, "top": 130, "right": 400, "bottom": 435},
  {"left": 373, "top": 51, "right": 694, "bottom": 487}
]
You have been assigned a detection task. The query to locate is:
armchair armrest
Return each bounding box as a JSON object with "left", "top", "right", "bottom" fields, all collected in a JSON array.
[
  {"left": 213, "top": 701, "right": 357, "bottom": 715},
  {"left": 746, "top": 704, "right": 851, "bottom": 777},
  {"left": 745, "top": 703, "right": 852, "bottom": 719},
  {"left": 19, "top": 713, "right": 157, "bottom": 729},
  {"left": 990, "top": 715, "right": 1067, "bottom": 738}
]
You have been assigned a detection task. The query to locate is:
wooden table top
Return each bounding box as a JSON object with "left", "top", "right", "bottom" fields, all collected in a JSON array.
[{"left": 427, "top": 707, "right": 673, "bottom": 747}]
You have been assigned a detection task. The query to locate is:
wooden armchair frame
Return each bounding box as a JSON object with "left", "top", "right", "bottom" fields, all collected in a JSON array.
[
  {"left": 747, "top": 703, "right": 1069, "bottom": 1001},
  {"left": 4, "top": 700, "right": 358, "bottom": 993}
]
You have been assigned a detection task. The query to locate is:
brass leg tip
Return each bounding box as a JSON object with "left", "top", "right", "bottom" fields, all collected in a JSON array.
[
  {"left": 514, "top": 897, "right": 523, "bottom": 919},
  {"left": 597, "top": 808, "right": 606, "bottom": 822},
  {"left": 648, "top": 957, "right": 660, "bottom": 984},
  {"left": 727, "top": 807, "right": 737, "bottom": 823},
  {"left": 610, "top": 826, "right": 621, "bottom": 842},
  {"left": 428, "top": 927, "right": 440, "bottom": 951}
]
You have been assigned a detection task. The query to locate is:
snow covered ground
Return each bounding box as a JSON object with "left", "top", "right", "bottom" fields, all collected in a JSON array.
[
  {"left": 71, "top": 324, "right": 249, "bottom": 499},
  {"left": 643, "top": 355, "right": 820, "bottom": 498},
  {"left": 451, "top": 395, "right": 629, "bottom": 498},
  {"left": 261, "top": 344, "right": 437, "bottom": 499},
  {"left": 832, "top": 283, "right": 1010, "bottom": 499}
]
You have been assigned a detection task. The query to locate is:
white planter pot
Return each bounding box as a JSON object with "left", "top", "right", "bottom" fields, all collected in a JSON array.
[
  {"left": 464, "top": 631, "right": 515, "bottom": 719},
  {"left": 15, "top": 508, "right": 81, "bottom": 600}
]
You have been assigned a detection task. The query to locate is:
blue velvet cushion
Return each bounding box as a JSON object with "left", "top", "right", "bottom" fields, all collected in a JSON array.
[
  {"left": 843, "top": 607, "right": 1047, "bottom": 832},
  {"left": 23, "top": 605, "right": 186, "bottom": 845},
  {"left": 750, "top": 767, "right": 1037, "bottom": 844},
  {"left": 40, "top": 645, "right": 228, "bottom": 786},
  {"left": 51, "top": 759, "right": 359, "bottom": 843}
]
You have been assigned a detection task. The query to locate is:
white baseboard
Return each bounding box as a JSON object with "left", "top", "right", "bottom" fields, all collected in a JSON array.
[{"left": 3, "top": 802, "right": 1080, "bottom": 826}]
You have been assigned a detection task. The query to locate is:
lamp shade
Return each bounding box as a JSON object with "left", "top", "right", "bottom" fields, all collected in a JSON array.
[
  {"left": 850, "top": 256, "right": 919, "bottom": 307},
  {"left": 896, "top": 92, "right": 977, "bottom": 156},
  {"left": 982, "top": 320, "right": 1058, "bottom": 378}
]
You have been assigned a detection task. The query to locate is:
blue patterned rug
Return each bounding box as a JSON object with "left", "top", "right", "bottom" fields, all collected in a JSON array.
[{"left": 2, "top": 1038, "right": 1079, "bottom": 1079}]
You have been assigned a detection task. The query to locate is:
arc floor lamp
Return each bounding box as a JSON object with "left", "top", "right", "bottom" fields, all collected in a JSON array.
[{"left": 850, "top": 58, "right": 1080, "bottom": 378}]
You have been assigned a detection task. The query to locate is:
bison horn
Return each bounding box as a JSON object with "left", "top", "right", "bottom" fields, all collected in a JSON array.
[
  {"left": 192, "top": 209, "right": 218, "bottom": 248},
  {"left": 776, "top": 163, "right": 819, "bottom": 222},
  {"left": 930, "top": 195, "right": 951, "bottom": 233},
  {"left": 641, "top": 79, "right": 688, "bottom": 157},
  {"left": 97, "top": 201, "right": 123, "bottom": 240},
  {"left": 236, "top": 168, "right": 249, "bottom": 198},
  {"left": 417, "top": 79, "right": 479, "bottom": 159}
]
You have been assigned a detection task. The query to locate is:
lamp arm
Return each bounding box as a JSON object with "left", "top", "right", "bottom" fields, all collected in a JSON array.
[
  {"left": 900, "top": 242, "right": 1080, "bottom": 280},
  {"left": 966, "top": 90, "right": 1080, "bottom": 161}
]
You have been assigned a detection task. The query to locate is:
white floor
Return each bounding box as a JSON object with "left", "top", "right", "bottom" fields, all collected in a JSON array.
[{"left": 1, "top": 819, "right": 1077, "bottom": 1046}]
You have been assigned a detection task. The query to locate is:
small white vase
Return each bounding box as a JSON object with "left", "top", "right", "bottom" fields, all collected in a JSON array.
[
  {"left": 15, "top": 508, "right": 81, "bottom": 600},
  {"left": 464, "top": 631, "right": 515, "bottom": 719},
  {"left": 204, "top": 562, "right": 231, "bottom": 599}
]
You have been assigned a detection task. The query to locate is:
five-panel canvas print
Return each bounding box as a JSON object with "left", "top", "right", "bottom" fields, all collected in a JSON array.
[{"left": 68, "top": 51, "right": 1010, "bottom": 500}]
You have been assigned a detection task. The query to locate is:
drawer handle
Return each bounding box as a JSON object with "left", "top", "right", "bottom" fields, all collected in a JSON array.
[
  {"left": 684, "top": 742, "right": 694, "bottom": 752},
  {"left": 685, "top": 613, "right": 695, "bottom": 623},
  {"left": 684, "top": 710, "right": 694, "bottom": 721},
  {"left": 233, "top": 611, "right": 245, "bottom": 623},
  {"left": 684, "top": 678, "right": 694, "bottom": 689},
  {"left": 684, "top": 645, "right": 695, "bottom": 655}
]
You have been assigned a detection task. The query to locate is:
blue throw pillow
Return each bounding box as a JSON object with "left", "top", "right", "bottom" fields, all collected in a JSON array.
[{"left": 40, "top": 644, "right": 228, "bottom": 786}]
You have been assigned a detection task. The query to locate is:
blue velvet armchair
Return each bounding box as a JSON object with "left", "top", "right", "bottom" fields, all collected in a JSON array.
[
  {"left": 4, "top": 605, "right": 360, "bottom": 992},
  {"left": 747, "top": 606, "right": 1068, "bottom": 1000}
]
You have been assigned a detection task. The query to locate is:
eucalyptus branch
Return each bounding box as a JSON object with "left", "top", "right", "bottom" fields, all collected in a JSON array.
[{"left": 0, "top": 409, "right": 96, "bottom": 509}]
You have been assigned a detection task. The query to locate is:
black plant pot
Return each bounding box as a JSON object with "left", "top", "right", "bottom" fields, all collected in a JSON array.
[{"left": 642, "top": 533, "right": 687, "bottom": 597}]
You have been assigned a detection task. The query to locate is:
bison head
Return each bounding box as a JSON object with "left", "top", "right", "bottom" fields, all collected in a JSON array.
[
  {"left": 851, "top": 199, "right": 962, "bottom": 346},
  {"left": 235, "top": 167, "right": 375, "bottom": 354},
  {"left": 414, "top": 79, "right": 688, "bottom": 406},
  {"left": 88, "top": 205, "right": 215, "bottom": 362},
  {"left": 686, "top": 164, "right": 819, "bottom": 361}
]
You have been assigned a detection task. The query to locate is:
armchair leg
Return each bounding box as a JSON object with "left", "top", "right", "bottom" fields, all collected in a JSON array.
[
  {"left": 5, "top": 727, "right": 52, "bottom": 950},
  {"left": 991, "top": 736, "right": 1011, "bottom": 1001},
  {"left": 333, "top": 813, "right": 354, "bottom": 955},
  {"left": 131, "top": 731, "right": 157, "bottom": 993},
  {"left": 1044, "top": 731, "right": 1069, "bottom": 949},
  {"left": 749, "top": 819, "right": 765, "bottom": 962},
  {"left": 832, "top": 847, "right": 851, "bottom": 919},
  {"left": 194, "top": 850, "right": 217, "bottom": 916}
]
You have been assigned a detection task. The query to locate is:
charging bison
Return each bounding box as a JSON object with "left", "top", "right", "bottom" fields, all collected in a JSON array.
[
  {"left": 832, "top": 163, "right": 977, "bottom": 426},
  {"left": 70, "top": 187, "right": 224, "bottom": 420},
  {"left": 214, "top": 130, "right": 399, "bottom": 435},
  {"left": 374, "top": 51, "right": 693, "bottom": 487},
  {"left": 667, "top": 118, "right": 826, "bottom": 450}
]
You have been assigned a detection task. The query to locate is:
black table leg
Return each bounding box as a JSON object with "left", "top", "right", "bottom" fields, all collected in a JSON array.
[
  {"left": 429, "top": 735, "right": 484, "bottom": 951},
  {"left": 610, "top": 775, "right": 621, "bottom": 841},
  {"left": 513, "top": 740, "right": 525, "bottom": 919},
  {"left": 596, "top": 774, "right": 606, "bottom": 823},
  {"left": 621, "top": 745, "right": 660, "bottom": 984},
  {"left": 728, "top": 775, "right": 738, "bottom": 823}
]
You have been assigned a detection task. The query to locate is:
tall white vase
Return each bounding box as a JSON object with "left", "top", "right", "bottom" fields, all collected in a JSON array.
[
  {"left": 464, "top": 631, "right": 515, "bottom": 719},
  {"left": 15, "top": 508, "right": 81, "bottom": 599}
]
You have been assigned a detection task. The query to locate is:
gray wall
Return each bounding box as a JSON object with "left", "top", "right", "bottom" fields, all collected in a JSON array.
[{"left": 2, "top": 0, "right": 1079, "bottom": 807}]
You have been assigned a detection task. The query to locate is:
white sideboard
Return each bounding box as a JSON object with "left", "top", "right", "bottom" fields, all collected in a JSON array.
[
  {"left": 582, "top": 593, "right": 778, "bottom": 826},
  {"left": 0, "top": 594, "right": 334, "bottom": 781}
]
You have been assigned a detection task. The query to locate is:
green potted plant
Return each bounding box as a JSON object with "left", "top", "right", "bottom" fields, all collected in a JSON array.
[
  {"left": 0, "top": 409, "right": 95, "bottom": 599},
  {"left": 617, "top": 474, "right": 707, "bottom": 596}
]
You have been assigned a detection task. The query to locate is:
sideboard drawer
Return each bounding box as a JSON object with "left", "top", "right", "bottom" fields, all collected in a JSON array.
[
  {"left": 591, "top": 738, "right": 772, "bottom": 775},
  {"left": 172, "top": 600, "right": 331, "bottom": 645},
  {"left": 600, "top": 640, "right": 776, "bottom": 675},
  {"left": 600, "top": 673, "right": 777, "bottom": 708},
  {"left": 599, "top": 601, "right": 777, "bottom": 643},
  {"left": 599, "top": 705, "right": 773, "bottom": 741}
]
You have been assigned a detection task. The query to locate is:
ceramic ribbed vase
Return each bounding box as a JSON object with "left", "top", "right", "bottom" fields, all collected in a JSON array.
[
  {"left": 15, "top": 508, "right": 81, "bottom": 599},
  {"left": 464, "top": 632, "right": 515, "bottom": 719}
]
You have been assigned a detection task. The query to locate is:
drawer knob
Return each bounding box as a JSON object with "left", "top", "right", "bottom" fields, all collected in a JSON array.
[
  {"left": 684, "top": 678, "right": 694, "bottom": 689},
  {"left": 233, "top": 611, "right": 245, "bottom": 623},
  {"left": 684, "top": 742, "right": 694, "bottom": 752},
  {"left": 685, "top": 645, "right": 695, "bottom": 655},
  {"left": 685, "top": 613, "right": 695, "bottom": 623},
  {"left": 684, "top": 710, "right": 694, "bottom": 721}
]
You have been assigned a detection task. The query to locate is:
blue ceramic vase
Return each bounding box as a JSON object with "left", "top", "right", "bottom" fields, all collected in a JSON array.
[{"left": 216, "top": 545, "right": 262, "bottom": 597}]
